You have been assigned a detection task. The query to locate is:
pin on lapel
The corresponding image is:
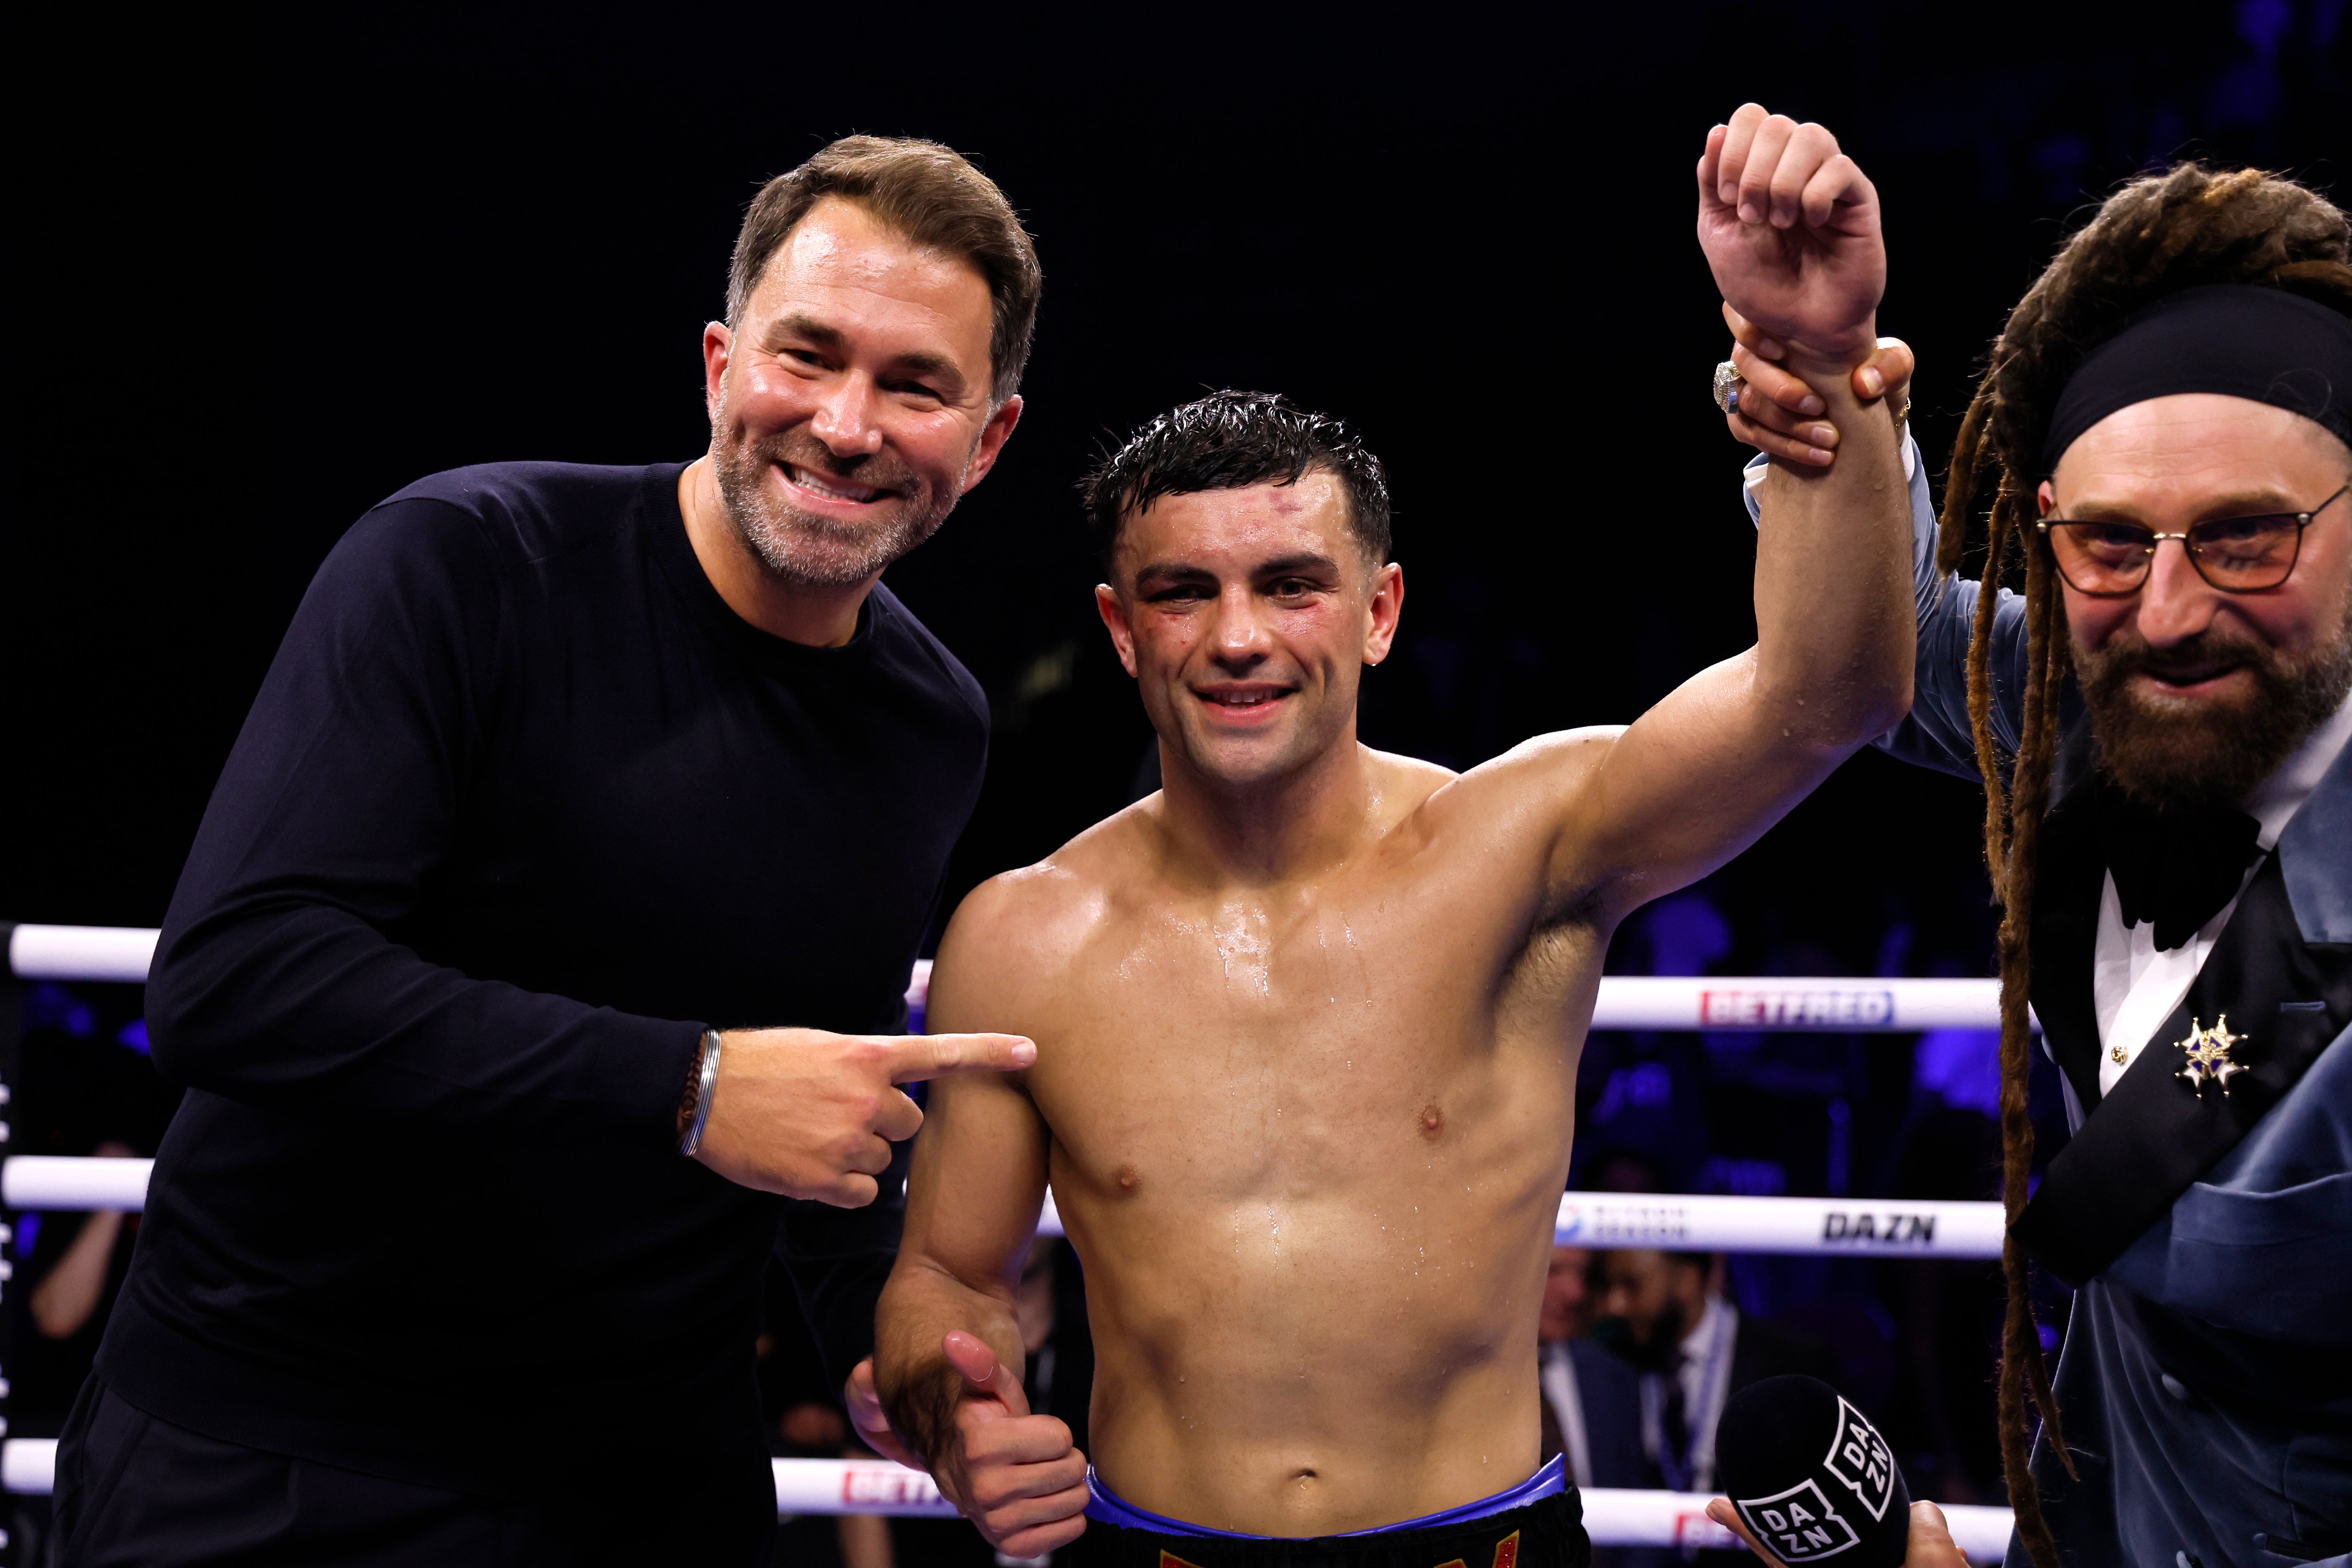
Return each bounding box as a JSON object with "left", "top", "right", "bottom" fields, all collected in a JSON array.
[{"left": 2174, "top": 1014, "right": 2250, "bottom": 1097}]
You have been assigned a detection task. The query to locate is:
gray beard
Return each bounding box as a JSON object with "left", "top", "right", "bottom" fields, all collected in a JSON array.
[
  {"left": 2076, "top": 592, "right": 2352, "bottom": 811},
  {"left": 710, "top": 435, "right": 957, "bottom": 591}
]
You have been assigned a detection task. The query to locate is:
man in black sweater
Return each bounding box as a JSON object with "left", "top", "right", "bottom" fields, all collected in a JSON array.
[{"left": 57, "top": 136, "right": 1040, "bottom": 1566}]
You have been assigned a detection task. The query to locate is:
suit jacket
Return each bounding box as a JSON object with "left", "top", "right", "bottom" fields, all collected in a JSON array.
[
  {"left": 1780, "top": 447, "right": 2352, "bottom": 1568},
  {"left": 1542, "top": 1335, "right": 1647, "bottom": 1487}
]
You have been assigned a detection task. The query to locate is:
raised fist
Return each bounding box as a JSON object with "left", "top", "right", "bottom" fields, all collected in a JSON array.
[{"left": 1696, "top": 104, "right": 1885, "bottom": 368}]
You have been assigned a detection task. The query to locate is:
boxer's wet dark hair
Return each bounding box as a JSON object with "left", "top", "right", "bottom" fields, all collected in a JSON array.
[
  {"left": 728, "top": 137, "right": 1042, "bottom": 405},
  {"left": 1939, "top": 162, "right": 2352, "bottom": 1568},
  {"left": 1080, "top": 390, "right": 1392, "bottom": 574}
]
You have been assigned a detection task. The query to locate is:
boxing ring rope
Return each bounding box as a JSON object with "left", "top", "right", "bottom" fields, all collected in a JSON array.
[
  {"left": 1, "top": 1156, "right": 155, "bottom": 1211},
  {"left": 4, "top": 924, "right": 159, "bottom": 985},
  {"left": 2, "top": 921, "right": 2021, "bottom": 1254},
  {"left": 12, "top": 925, "right": 2025, "bottom": 1032},
  {"left": 2, "top": 928, "right": 2024, "bottom": 1554},
  {"left": 0, "top": 1156, "right": 2008, "bottom": 1258},
  {"left": 0, "top": 1439, "right": 2015, "bottom": 1558},
  {"left": 911, "top": 959, "right": 2030, "bottom": 1033}
]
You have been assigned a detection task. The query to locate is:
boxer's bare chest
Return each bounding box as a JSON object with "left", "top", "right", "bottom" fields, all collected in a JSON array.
[{"left": 1025, "top": 840, "right": 1597, "bottom": 1218}]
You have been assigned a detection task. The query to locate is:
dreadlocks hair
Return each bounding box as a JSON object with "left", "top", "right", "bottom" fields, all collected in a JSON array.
[{"left": 1940, "top": 163, "right": 2352, "bottom": 1568}]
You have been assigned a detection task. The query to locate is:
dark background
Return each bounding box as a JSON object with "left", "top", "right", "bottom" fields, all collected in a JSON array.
[
  {"left": 3, "top": 0, "right": 2347, "bottom": 1525},
  {"left": 9, "top": 0, "right": 2344, "bottom": 940}
]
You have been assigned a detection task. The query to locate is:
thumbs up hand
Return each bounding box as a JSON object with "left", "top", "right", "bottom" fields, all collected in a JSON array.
[{"left": 929, "top": 1330, "right": 1091, "bottom": 1557}]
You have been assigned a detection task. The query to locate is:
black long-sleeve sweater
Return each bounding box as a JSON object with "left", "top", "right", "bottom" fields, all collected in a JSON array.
[{"left": 99, "top": 460, "right": 987, "bottom": 1493}]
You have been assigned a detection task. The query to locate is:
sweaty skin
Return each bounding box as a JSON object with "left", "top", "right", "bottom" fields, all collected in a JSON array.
[
  {"left": 932, "top": 739, "right": 1603, "bottom": 1529},
  {"left": 872, "top": 105, "right": 1915, "bottom": 1552}
]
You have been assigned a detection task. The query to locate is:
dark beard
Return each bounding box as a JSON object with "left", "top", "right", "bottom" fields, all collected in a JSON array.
[
  {"left": 1595, "top": 1299, "right": 1690, "bottom": 1370},
  {"left": 2075, "top": 598, "right": 2352, "bottom": 811},
  {"left": 710, "top": 425, "right": 955, "bottom": 590}
]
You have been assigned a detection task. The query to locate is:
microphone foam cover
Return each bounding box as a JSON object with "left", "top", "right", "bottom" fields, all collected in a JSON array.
[{"left": 1714, "top": 1375, "right": 1911, "bottom": 1566}]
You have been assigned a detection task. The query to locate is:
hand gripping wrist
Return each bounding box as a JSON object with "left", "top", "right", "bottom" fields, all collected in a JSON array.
[
  {"left": 1778, "top": 330, "right": 1879, "bottom": 384},
  {"left": 678, "top": 1028, "right": 723, "bottom": 1156}
]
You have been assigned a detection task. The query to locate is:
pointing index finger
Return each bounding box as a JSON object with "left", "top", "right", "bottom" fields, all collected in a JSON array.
[{"left": 884, "top": 1032, "right": 1038, "bottom": 1083}]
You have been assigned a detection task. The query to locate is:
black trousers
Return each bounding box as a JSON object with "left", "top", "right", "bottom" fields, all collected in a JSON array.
[
  {"left": 1058, "top": 1489, "right": 1589, "bottom": 1568},
  {"left": 55, "top": 1378, "right": 776, "bottom": 1568}
]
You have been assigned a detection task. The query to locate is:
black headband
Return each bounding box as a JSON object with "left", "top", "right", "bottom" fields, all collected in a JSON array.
[{"left": 2039, "top": 282, "right": 2352, "bottom": 473}]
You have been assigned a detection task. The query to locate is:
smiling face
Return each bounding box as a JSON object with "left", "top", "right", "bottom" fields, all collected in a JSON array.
[
  {"left": 701, "top": 197, "right": 1020, "bottom": 589},
  {"left": 2043, "top": 394, "right": 2352, "bottom": 807},
  {"left": 1095, "top": 471, "right": 1402, "bottom": 793}
]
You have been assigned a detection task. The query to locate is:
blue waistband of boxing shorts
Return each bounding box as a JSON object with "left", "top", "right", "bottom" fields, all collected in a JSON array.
[{"left": 1084, "top": 1455, "right": 1567, "bottom": 1539}]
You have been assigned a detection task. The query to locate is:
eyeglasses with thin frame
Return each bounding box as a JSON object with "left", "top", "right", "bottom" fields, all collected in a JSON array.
[{"left": 2037, "top": 483, "right": 2350, "bottom": 596}]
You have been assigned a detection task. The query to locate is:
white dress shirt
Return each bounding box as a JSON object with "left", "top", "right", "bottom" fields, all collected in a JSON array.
[
  {"left": 2093, "top": 694, "right": 2352, "bottom": 1095},
  {"left": 1539, "top": 1339, "right": 1593, "bottom": 1489}
]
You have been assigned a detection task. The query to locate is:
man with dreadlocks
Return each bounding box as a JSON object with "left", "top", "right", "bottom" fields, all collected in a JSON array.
[{"left": 1722, "top": 160, "right": 2352, "bottom": 1568}]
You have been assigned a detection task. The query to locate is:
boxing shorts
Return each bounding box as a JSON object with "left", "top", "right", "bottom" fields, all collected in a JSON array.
[{"left": 1062, "top": 1455, "right": 1589, "bottom": 1567}]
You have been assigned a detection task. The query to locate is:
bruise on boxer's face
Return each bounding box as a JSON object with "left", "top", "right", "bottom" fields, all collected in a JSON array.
[{"left": 1418, "top": 1103, "right": 1443, "bottom": 1140}]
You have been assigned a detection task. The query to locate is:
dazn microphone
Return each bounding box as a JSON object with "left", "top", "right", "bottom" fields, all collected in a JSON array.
[{"left": 1714, "top": 1375, "right": 1911, "bottom": 1566}]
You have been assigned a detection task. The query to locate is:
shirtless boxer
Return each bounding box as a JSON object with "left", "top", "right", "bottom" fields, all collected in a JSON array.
[{"left": 865, "top": 110, "right": 1915, "bottom": 1566}]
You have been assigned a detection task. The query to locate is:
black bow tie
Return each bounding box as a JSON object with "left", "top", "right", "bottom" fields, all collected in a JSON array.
[{"left": 2089, "top": 788, "right": 2262, "bottom": 951}]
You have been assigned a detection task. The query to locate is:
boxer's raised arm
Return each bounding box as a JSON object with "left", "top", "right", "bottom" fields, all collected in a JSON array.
[
  {"left": 873, "top": 877, "right": 1090, "bottom": 1556},
  {"left": 1719, "top": 339, "right": 2037, "bottom": 786},
  {"left": 1720, "top": 305, "right": 1914, "bottom": 469},
  {"left": 1526, "top": 109, "right": 1913, "bottom": 920},
  {"left": 1715, "top": 320, "right": 2042, "bottom": 784}
]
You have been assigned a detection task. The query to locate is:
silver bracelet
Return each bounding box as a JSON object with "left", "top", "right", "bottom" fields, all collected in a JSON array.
[{"left": 679, "top": 1028, "right": 723, "bottom": 1157}]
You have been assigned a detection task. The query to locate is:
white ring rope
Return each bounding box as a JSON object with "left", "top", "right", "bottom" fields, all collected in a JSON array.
[
  {"left": 0, "top": 1440, "right": 2014, "bottom": 1557},
  {"left": 11, "top": 928, "right": 2027, "bottom": 1033},
  {"left": 912, "top": 961, "right": 2029, "bottom": 1031},
  {"left": 0, "top": 1157, "right": 2006, "bottom": 1259},
  {"left": 3, "top": 1440, "right": 53, "bottom": 1498},
  {"left": 3, "top": 928, "right": 2019, "bottom": 1555},
  {"left": 5, "top": 924, "right": 158, "bottom": 985},
  {"left": 1577, "top": 1485, "right": 2012, "bottom": 1560},
  {"left": 1029, "top": 1191, "right": 2004, "bottom": 1257},
  {"left": 2, "top": 1155, "right": 156, "bottom": 1211}
]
